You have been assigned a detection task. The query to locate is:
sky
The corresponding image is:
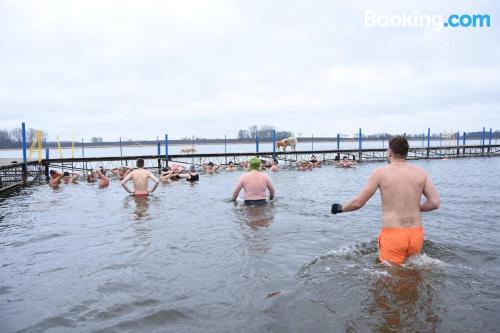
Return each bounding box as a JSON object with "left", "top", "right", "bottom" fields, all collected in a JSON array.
[{"left": 0, "top": 0, "right": 498, "bottom": 141}]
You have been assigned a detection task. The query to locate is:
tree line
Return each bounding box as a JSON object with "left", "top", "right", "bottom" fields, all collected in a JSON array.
[
  {"left": 237, "top": 125, "right": 293, "bottom": 141},
  {"left": 0, "top": 128, "right": 48, "bottom": 148}
]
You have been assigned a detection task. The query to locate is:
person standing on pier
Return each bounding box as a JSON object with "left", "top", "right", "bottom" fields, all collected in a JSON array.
[
  {"left": 232, "top": 156, "right": 275, "bottom": 206},
  {"left": 330, "top": 136, "right": 440, "bottom": 265},
  {"left": 121, "top": 159, "right": 159, "bottom": 196}
]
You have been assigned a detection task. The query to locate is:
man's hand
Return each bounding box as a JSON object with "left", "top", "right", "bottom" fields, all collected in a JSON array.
[{"left": 331, "top": 203, "right": 343, "bottom": 214}]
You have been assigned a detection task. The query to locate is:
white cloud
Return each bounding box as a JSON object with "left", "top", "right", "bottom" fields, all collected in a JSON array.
[{"left": 0, "top": 0, "right": 498, "bottom": 141}]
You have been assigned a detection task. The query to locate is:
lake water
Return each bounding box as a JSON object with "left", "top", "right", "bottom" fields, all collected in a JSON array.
[
  {"left": 0, "top": 139, "right": 489, "bottom": 160},
  {"left": 1, "top": 157, "right": 499, "bottom": 332}
]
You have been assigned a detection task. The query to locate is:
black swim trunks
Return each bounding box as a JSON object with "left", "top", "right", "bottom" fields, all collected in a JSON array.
[{"left": 244, "top": 199, "right": 267, "bottom": 206}]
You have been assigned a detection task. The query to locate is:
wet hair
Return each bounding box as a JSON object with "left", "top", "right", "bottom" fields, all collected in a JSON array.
[
  {"left": 273, "top": 159, "right": 278, "bottom": 164},
  {"left": 189, "top": 165, "right": 196, "bottom": 172},
  {"left": 343, "top": 156, "right": 348, "bottom": 160},
  {"left": 228, "top": 161, "right": 234, "bottom": 165},
  {"left": 389, "top": 136, "right": 409, "bottom": 157},
  {"left": 49, "top": 170, "right": 56, "bottom": 175},
  {"left": 137, "top": 158, "right": 145, "bottom": 168},
  {"left": 63, "top": 171, "right": 70, "bottom": 177},
  {"left": 208, "top": 162, "right": 214, "bottom": 166}
]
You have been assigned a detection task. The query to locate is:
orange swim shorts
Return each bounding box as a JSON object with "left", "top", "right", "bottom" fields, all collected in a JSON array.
[
  {"left": 134, "top": 191, "right": 149, "bottom": 196},
  {"left": 378, "top": 227, "right": 424, "bottom": 265}
]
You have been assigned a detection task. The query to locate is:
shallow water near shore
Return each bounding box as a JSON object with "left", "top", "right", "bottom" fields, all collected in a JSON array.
[{"left": 1, "top": 157, "right": 499, "bottom": 332}]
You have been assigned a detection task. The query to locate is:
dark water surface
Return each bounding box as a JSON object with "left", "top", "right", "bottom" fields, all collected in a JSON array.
[{"left": 1, "top": 158, "right": 499, "bottom": 332}]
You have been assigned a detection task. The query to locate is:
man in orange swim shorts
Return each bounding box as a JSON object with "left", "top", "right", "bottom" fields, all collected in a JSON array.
[
  {"left": 121, "top": 158, "right": 160, "bottom": 196},
  {"left": 331, "top": 136, "right": 440, "bottom": 265}
]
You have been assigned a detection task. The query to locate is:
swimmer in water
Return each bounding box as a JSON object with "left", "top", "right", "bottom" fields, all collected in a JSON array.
[
  {"left": 232, "top": 156, "right": 275, "bottom": 206},
  {"left": 95, "top": 166, "right": 109, "bottom": 187},
  {"left": 310, "top": 154, "right": 322, "bottom": 167},
  {"left": 86, "top": 170, "right": 97, "bottom": 183},
  {"left": 336, "top": 156, "right": 354, "bottom": 168},
  {"left": 111, "top": 166, "right": 133, "bottom": 180},
  {"left": 49, "top": 170, "right": 63, "bottom": 187},
  {"left": 121, "top": 158, "right": 160, "bottom": 196},
  {"left": 330, "top": 136, "right": 440, "bottom": 265},
  {"left": 298, "top": 160, "right": 312, "bottom": 171},
  {"left": 177, "top": 165, "right": 200, "bottom": 182},
  {"left": 202, "top": 162, "right": 220, "bottom": 174},
  {"left": 225, "top": 161, "right": 237, "bottom": 172},
  {"left": 239, "top": 161, "right": 248, "bottom": 170},
  {"left": 270, "top": 159, "right": 279, "bottom": 172},
  {"left": 160, "top": 167, "right": 174, "bottom": 182},
  {"left": 62, "top": 171, "right": 80, "bottom": 184}
]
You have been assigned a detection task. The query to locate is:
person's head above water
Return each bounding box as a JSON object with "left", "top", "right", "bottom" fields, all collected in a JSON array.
[
  {"left": 273, "top": 159, "right": 278, "bottom": 165},
  {"left": 249, "top": 156, "right": 261, "bottom": 170},
  {"left": 228, "top": 161, "right": 234, "bottom": 165},
  {"left": 137, "top": 158, "right": 145, "bottom": 168},
  {"left": 343, "top": 156, "right": 348, "bottom": 161},
  {"left": 208, "top": 162, "right": 214, "bottom": 167},
  {"left": 388, "top": 136, "right": 409, "bottom": 161},
  {"left": 63, "top": 171, "right": 70, "bottom": 177},
  {"left": 189, "top": 165, "right": 196, "bottom": 172}
]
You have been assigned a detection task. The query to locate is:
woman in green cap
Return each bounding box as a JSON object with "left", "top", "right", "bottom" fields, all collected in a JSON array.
[{"left": 231, "top": 156, "right": 275, "bottom": 206}]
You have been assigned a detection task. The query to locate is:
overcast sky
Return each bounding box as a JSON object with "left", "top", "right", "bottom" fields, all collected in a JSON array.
[{"left": 0, "top": 0, "right": 498, "bottom": 141}]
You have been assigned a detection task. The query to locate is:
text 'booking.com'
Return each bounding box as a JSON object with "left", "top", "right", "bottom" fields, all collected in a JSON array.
[{"left": 365, "top": 11, "right": 491, "bottom": 31}]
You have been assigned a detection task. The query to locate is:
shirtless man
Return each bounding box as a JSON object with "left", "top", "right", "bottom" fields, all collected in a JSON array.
[
  {"left": 225, "top": 161, "right": 237, "bottom": 172},
  {"left": 202, "top": 162, "right": 220, "bottom": 174},
  {"left": 270, "top": 159, "right": 279, "bottom": 172},
  {"left": 86, "top": 170, "right": 97, "bottom": 183},
  {"left": 95, "top": 167, "right": 110, "bottom": 187},
  {"left": 121, "top": 158, "right": 160, "bottom": 196},
  {"left": 330, "top": 136, "right": 440, "bottom": 265},
  {"left": 49, "top": 170, "right": 63, "bottom": 188},
  {"left": 62, "top": 171, "right": 80, "bottom": 184},
  {"left": 111, "top": 166, "right": 133, "bottom": 180},
  {"left": 232, "top": 156, "right": 275, "bottom": 206},
  {"left": 336, "top": 156, "right": 354, "bottom": 168}
]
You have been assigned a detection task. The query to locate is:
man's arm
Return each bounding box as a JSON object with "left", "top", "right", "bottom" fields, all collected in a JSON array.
[
  {"left": 71, "top": 172, "right": 80, "bottom": 182},
  {"left": 267, "top": 178, "right": 275, "bottom": 200},
  {"left": 332, "top": 169, "right": 380, "bottom": 214},
  {"left": 148, "top": 172, "right": 160, "bottom": 193},
  {"left": 121, "top": 172, "right": 134, "bottom": 194},
  {"left": 420, "top": 173, "right": 440, "bottom": 212},
  {"left": 231, "top": 177, "right": 244, "bottom": 201}
]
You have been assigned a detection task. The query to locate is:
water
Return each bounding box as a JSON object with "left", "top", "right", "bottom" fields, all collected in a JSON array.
[
  {"left": 0, "top": 139, "right": 488, "bottom": 159},
  {"left": 0, "top": 157, "right": 499, "bottom": 332}
]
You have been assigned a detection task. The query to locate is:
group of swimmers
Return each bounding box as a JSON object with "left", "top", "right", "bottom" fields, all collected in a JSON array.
[{"left": 47, "top": 136, "right": 441, "bottom": 265}]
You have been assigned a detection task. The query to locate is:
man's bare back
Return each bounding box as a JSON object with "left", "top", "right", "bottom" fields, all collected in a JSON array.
[
  {"left": 330, "top": 136, "right": 440, "bottom": 264},
  {"left": 121, "top": 159, "right": 159, "bottom": 195},
  {"left": 232, "top": 170, "right": 275, "bottom": 201}
]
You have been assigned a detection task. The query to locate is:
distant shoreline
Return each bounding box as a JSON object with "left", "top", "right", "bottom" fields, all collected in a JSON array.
[{"left": 0, "top": 136, "right": 481, "bottom": 150}]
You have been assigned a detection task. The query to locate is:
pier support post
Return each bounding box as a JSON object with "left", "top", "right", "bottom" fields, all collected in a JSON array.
[
  {"left": 462, "top": 132, "right": 466, "bottom": 155},
  {"left": 44, "top": 148, "right": 50, "bottom": 181},
  {"left": 456, "top": 131, "right": 460, "bottom": 155},
  {"left": 358, "top": 128, "right": 362, "bottom": 161},
  {"left": 224, "top": 135, "right": 227, "bottom": 165},
  {"left": 336, "top": 133, "right": 340, "bottom": 150},
  {"left": 165, "top": 134, "right": 169, "bottom": 166},
  {"left": 157, "top": 136, "right": 161, "bottom": 169},
  {"left": 21, "top": 122, "right": 27, "bottom": 184},
  {"left": 481, "top": 127, "right": 486, "bottom": 154},
  {"left": 426, "top": 128, "right": 430, "bottom": 157},
  {"left": 272, "top": 130, "right": 276, "bottom": 158},
  {"left": 311, "top": 134, "right": 314, "bottom": 151},
  {"left": 488, "top": 128, "right": 492, "bottom": 154},
  {"left": 256, "top": 134, "right": 259, "bottom": 154}
]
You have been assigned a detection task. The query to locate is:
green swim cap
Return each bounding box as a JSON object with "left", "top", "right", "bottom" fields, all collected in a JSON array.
[{"left": 249, "top": 156, "right": 261, "bottom": 170}]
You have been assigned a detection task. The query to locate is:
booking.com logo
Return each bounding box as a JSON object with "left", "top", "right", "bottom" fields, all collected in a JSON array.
[{"left": 365, "top": 10, "right": 491, "bottom": 31}]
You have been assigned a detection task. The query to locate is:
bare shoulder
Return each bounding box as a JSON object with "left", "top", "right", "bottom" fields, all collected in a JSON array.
[{"left": 407, "top": 163, "right": 428, "bottom": 175}]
